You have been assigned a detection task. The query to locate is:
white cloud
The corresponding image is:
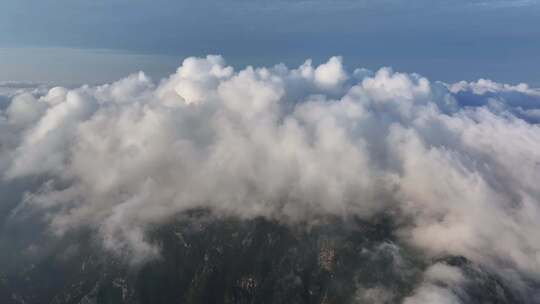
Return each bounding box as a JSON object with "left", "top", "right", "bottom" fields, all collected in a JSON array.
[
  {"left": 403, "top": 284, "right": 461, "bottom": 304},
  {"left": 313, "top": 56, "right": 347, "bottom": 90},
  {"left": 1, "top": 55, "right": 540, "bottom": 302},
  {"left": 449, "top": 78, "right": 540, "bottom": 96},
  {"left": 403, "top": 263, "right": 466, "bottom": 304}
]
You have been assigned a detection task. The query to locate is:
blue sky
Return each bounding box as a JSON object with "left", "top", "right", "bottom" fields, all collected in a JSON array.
[{"left": 0, "top": 0, "right": 539, "bottom": 85}]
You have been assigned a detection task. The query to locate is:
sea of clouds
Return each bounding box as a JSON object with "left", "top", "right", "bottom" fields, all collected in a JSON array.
[{"left": 1, "top": 56, "right": 540, "bottom": 302}]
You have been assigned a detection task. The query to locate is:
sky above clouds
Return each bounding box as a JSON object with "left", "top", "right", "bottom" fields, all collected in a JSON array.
[{"left": 0, "top": 0, "right": 539, "bottom": 85}]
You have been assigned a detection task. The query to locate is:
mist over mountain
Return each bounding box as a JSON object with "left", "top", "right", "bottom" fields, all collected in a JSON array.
[{"left": 1, "top": 56, "right": 540, "bottom": 303}]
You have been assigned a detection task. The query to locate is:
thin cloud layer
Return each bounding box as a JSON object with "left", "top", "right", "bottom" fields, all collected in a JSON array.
[{"left": 1, "top": 56, "right": 540, "bottom": 302}]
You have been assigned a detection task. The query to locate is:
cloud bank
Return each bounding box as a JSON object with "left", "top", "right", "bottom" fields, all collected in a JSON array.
[{"left": 2, "top": 55, "right": 540, "bottom": 302}]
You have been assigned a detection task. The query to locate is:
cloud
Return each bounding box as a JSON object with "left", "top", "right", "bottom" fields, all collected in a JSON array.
[
  {"left": 448, "top": 79, "right": 540, "bottom": 123},
  {"left": 0, "top": 82, "right": 50, "bottom": 110},
  {"left": 469, "top": 0, "right": 538, "bottom": 9},
  {"left": 1, "top": 55, "right": 540, "bottom": 300},
  {"left": 404, "top": 284, "right": 461, "bottom": 304}
]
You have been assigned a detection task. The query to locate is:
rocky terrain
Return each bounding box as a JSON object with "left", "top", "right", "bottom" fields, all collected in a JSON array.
[{"left": 0, "top": 211, "right": 528, "bottom": 304}]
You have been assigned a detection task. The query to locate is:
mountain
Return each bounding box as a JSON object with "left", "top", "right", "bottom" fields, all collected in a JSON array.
[{"left": 0, "top": 211, "right": 526, "bottom": 304}]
